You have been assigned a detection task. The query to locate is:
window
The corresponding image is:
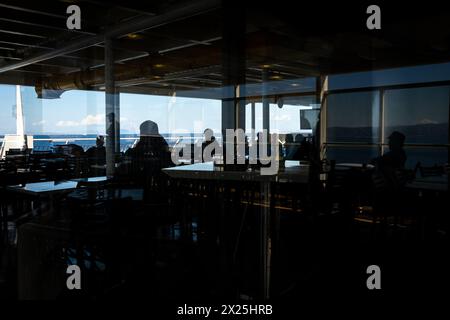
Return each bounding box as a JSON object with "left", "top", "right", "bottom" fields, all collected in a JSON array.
[
  {"left": 384, "top": 86, "right": 449, "bottom": 144},
  {"left": 329, "top": 62, "right": 450, "bottom": 91},
  {"left": 0, "top": 85, "right": 18, "bottom": 136},
  {"left": 326, "top": 146, "right": 379, "bottom": 164},
  {"left": 404, "top": 147, "right": 448, "bottom": 168},
  {"left": 325, "top": 83, "right": 449, "bottom": 169},
  {"left": 120, "top": 93, "right": 221, "bottom": 147},
  {"left": 326, "top": 91, "right": 380, "bottom": 143}
]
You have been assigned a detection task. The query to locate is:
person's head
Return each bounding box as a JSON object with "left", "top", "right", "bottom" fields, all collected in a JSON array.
[
  {"left": 139, "top": 120, "right": 159, "bottom": 137},
  {"left": 96, "top": 135, "right": 105, "bottom": 147},
  {"left": 388, "top": 131, "right": 405, "bottom": 150}
]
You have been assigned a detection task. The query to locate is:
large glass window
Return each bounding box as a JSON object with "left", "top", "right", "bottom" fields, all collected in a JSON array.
[
  {"left": 329, "top": 62, "right": 450, "bottom": 91},
  {"left": 326, "top": 91, "right": 380, "bottom": 143},
  {"left": 0, "top": 85, "right": 18, "bottom": 136},
  {"left": 384, "top": 86, "right": 449, "bottom": 144},
  {"left": 404, "top": 147, "right": 448, "bottom": 168},
  {"left": 326, "top": 146, "right": 379, "bottom": 164},
  {"left": 325, "top": 84, "right": 450, "bottom": 168},
  {"left": 120, "top": 93, "right": 221, "bottom": 148}
]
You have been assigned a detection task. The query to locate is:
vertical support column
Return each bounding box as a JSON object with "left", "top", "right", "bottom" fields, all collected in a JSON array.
[
  {"left": 105, "top": 37, "right": 120, "bottom": 177},
  {"left": 447, "top": 87, "right": 450, "bottom": 191},
  {"left": 114, "top": 89, "right": 120, "bottom": 154},
  {"left": 251, "top": 101, "right": 256, "bottom": 131},
  {"left": 259, "top": 180, "right": 271, "bottom": 300},
  {"left": 379, "top": 88, "right": 385, "bottom": 157},
  {"left": 219, "top": 0, "right": 246, "bottom": 298},
  {"left": 319, "top": 75, "right": 328, "bottom": 160},
  {"left": 262, "top": 69, "right": 270, "bottom": 134},
  {"left": 221, "top": 2, "right": 246, "bottom": 147}
]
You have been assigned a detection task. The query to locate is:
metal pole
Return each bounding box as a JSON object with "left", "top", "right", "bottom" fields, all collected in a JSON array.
[
  {"left": 251, "top": 101, "right": 256, "bottom": 131},
  {"left": 105, "top": 37, "right": 117, "bottom": 177},
  {"left": 262, "top": 69, "right": 270, "bottom": 134}
]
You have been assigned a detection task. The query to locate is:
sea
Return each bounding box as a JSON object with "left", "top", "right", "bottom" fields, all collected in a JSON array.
[
  {"left": 1, "top": 126, "right": 447, "bottom": 168},
  {"left": 0, "top": 133, "right": 203, "bottom": 153}
]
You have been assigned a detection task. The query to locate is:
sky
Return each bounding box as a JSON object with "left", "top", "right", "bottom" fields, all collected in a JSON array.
[
  {"left": 0, "top": 85, "right": 310, "bottom": 136},
  {"left": 1, "top": 62, "right": 450, "bottom": 136}
]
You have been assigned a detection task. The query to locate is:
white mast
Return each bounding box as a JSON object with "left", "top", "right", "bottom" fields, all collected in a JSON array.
[{"left": 0, "top": 85, "right": 26, "bottom": 158}]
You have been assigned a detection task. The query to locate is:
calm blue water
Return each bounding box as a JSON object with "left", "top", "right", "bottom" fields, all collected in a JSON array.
[
  {"left": 0, "top": 134, "right": 203, "bottom": 153},
  {"left": 1, "top": 133, "right": 447, "bottom": 168}
]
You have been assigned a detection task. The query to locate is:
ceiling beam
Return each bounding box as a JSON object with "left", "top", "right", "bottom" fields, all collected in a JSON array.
[
  {"left": 0, "top": 17, "right": 96, "bottom": 36},
  {"left": 0, "top": 55, "right": 21, "bottom": 61},
  {"left": 0, "top": 3, "right": 66, "bottom": 19},
  {"left": 0, "top": 0, "right": 221, "bottom": 74},
  {"left": 0, "top": 28, "right": 47, "bottom": 39},
  {"left": 0, "top": 34, "right": 54, "bottom": 50},
  {"left": 81, "top": 0, "right": 157, "bottom": 16}
]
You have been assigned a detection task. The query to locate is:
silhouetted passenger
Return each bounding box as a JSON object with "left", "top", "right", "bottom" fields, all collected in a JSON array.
[
  {"left": 372, "top": 131, "right": 408, "bottom": 192},
  {"left": 378, "top": 131, "right": 407, "bottom": 170},
  {"left": 86, "top": 135, "right": 106, "bottom": 165},
  {"left": 126, "top": 120, "right": 171, "bottom": 168},
  {"left": 371, "top": 131, "right": 409, "bottom": 224}
]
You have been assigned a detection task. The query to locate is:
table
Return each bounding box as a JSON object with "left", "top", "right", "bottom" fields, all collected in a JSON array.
[
  {"left": 7, "top": 176, "right": 108, "bottom": 195},
  {"left": 6, "top": 177, "right": 109, "bottom": 217},
  {"left": 163, "top": 161, "right": 310, "bottom": 299},
  {"left": 163, "top": 160, "right": 310, "bottom": 183}
]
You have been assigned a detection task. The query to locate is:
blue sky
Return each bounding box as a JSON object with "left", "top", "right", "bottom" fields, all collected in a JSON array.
[
  {"left": 2, "top": 62, "right": 449, "bottom": 136},
  {"left": 0, "top": 85, "right": 224, "bottom": 135},
  {"left": 0, "top": 85, "right": 308, "bottom": 136}
]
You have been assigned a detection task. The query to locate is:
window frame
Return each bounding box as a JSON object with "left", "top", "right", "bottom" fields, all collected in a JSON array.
[{"left": 323, "top": 80, "right": 450, "bottom": 166}]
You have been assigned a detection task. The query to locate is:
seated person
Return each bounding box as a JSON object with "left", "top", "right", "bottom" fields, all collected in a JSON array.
[
  {"left": 86, "top": 135, "right": 106, "bottom": 165},
  {"left": 125, "top": 120, "right": 171, "bottom": 172},
  {"left": 374, "top": 131, "right": 407, "bottom": 170},
  {"left": 372, "top": 131, "right": 408, "bottom": 191}
]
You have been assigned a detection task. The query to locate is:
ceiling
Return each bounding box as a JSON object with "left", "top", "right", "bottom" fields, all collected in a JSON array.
[{"left": 0, "top": 0, "right": 450, "bottom": 98}]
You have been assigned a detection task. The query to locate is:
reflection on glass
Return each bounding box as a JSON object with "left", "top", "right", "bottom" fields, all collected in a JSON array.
[
  {"left": 327, "top": 91, "right": 380, "bottom": 143},
  {"left": 326, "top": 146, "right": 379, "bottom": 164},
  {"left": 384, "top": 86, "right": 449, "bottom": 144},
  {"left": 404, "top": 147, "right": 448, "bottom": 169},
  {"left": 329, "top": 62, "right": 450, "bottom": 90}
]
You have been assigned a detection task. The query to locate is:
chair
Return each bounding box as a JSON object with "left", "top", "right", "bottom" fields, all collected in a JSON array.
[{"left": 66, "top": 179, "right": 111, "bottom": 225}]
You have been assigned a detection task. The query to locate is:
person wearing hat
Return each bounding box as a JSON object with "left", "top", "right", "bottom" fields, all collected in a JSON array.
[
  {"left": 125, "top": 120, "right": 172, "bottom": 185},
  {"left": 379, "top": 131, "right": 407, "bottom": 170},
  {"left": 126, "top": 120, "right": 170, "bottom": 162}
]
